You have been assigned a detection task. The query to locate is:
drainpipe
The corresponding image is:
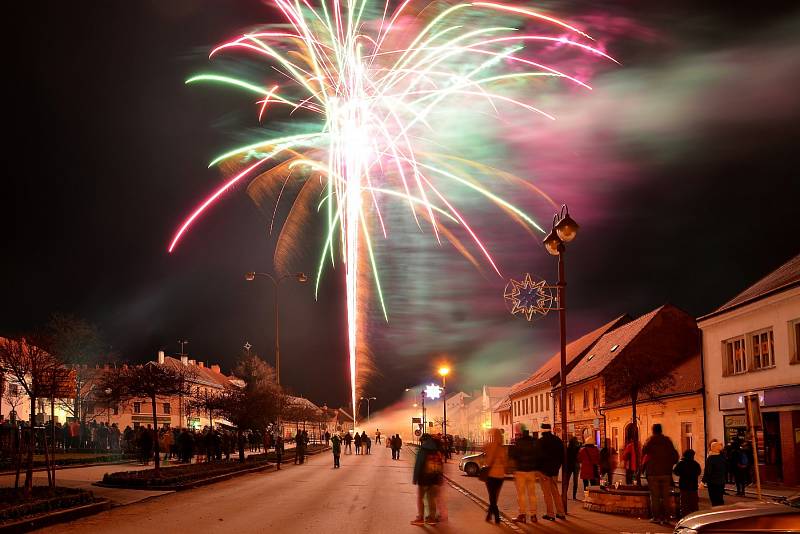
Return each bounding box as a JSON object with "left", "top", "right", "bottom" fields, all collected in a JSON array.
[{"left": 699, "top": 329, "right": 709, "bottom": 461}]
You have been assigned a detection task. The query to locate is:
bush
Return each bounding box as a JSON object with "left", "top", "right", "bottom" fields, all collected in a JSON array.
[{"left": 0, "top": 487, "right": 94, "bottom": 522}]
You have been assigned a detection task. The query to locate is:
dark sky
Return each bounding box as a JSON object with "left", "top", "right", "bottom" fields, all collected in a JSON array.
[{"left": 6, "top": 1, "right": 800, "bottom": 413}]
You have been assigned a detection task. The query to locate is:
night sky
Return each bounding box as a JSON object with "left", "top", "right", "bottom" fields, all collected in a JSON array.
[{"left": 7, "top": 1, "right": 800, "bottom": 413}]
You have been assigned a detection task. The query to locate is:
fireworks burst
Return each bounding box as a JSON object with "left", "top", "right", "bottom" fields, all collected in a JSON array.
[{"left": 168, "top": 0, "right": 616, "bottom": 419}]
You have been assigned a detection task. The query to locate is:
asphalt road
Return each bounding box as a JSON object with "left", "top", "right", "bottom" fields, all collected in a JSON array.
[{"left": 32, "top": 446, "right": 513, "bottom": 534}]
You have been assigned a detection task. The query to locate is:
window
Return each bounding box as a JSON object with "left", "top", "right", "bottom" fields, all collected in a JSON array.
[
  {"left": 163, "top": 402, "right": 171, "bottom": 414},
  {"left": 568, "top": 393, "right": 575, "bottom": 413},
  {"left": 751, "top": 330, "right": 775, "bottom": 370},
  {"left": 790, "top": 319, "right": 800, "bottom": 364},
  {"left": 112, "top": 405, "right": 119, "bottom": 415},
  {"left": 723, "top": 337, "right": 747, "bottom": 375},
  {"left": 8, "top": 383, "right": 19, "bottom": 396},
  {"left": 612, "top": 427, "right": 619, "bottom": 451},
  {"left": 582, "top": 389, "right": 589, "bottom": 410},
  {"left": 535, "top": 395, "right": 539, "bottom": 412},
  {"left": 133, "top": 402, "right": 141, "bottom": 414},
  {"left": 546, "top": 395, "right": 550, "bottom": 411},
  {"left": 592, "top": 387, "right": 599, "bottom": 408},
  {"left": 681, "top": 422, "right": 693, "bottom": 452},
  {"left": 539, "top": 394, "right": 544, "bottom": 412}
]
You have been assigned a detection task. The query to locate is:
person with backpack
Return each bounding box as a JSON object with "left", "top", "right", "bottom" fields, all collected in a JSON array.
[
  {"left": 641, "top": 424, "right": 679, "bottom": 525},
  {"left": 510, "top": 429, "right": 539, "bottom": 523},
  {"left": 411, "top": 434, "right": 443, "bottom": 526},
  {"left": 483, "top": 428, "right": 508, "bottom": 524},
  {"left": 733, "top": 441, "right": 750, "bottom": 496},
  {"left": 673, "top": 449, "right": 701, "bottom": 518}
]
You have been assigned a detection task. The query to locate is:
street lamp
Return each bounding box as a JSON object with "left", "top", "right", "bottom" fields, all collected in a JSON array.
[
  {"left": 360, "top": 396, "right": 377, "bottom": 424},
  {"left": 244, "top": 271, "right": 308, "bottom": 386},
  {"left": 543, "top": 204, "right": 578, "bottom": 513},
  {"left": 438, "top": 366, "right": 451, "bottom": 461}
]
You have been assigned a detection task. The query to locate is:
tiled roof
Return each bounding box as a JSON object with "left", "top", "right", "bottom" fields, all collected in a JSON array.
[
  {"left": 604, "top": 354, "right": 702, "bottom": 407},
  {"left": 493, "top": 395, "right": 511, "bottom": 412},
  {"left": 160, "top": 356, "right": 231, "bottom": 388},
  {"left": 566, "top": 307, "right": 665, "bottom": 385},
  {"left": 509, "top": 315, "right": 628, "bottom": 397},
  {"left": 485, "top": 386, "right": 512, "bottom": 398},
  {"left": 701, "top": 253, "right": 800, "bottom": 319}
]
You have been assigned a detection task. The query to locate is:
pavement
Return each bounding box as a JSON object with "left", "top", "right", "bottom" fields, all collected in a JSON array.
[{"left": 27, "top": 445, "right": 513, "bottom": 533}]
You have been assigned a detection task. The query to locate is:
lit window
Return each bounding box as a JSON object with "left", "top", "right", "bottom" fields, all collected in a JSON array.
[
  {"left": 750, "top": 330, "right": 774, "bottom": 370},
  {"left": 723, "top": 337, "right": 747, "bottom": 375}
]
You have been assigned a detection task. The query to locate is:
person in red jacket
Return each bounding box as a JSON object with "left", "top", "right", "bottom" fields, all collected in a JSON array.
[{"left": 577, "top": 440, "right": 600, "bottom": 493}]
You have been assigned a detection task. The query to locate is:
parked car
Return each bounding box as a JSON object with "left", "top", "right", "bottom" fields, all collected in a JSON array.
[
  {"left": 673, "top": 494, "right": 800, "bottom": 533},
  {"left": 458, "top": 445, "right": 515, "bottom": 477}
]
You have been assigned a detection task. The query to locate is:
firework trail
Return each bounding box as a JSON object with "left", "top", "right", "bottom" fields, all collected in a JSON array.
[{"left": 168, "top": 0, "right": 616, "bottom": 420}]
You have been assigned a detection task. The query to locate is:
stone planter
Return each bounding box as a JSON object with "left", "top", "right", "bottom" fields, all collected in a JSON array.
[{"left": 583, "top": 485, "right": 679, "bottom": 518}]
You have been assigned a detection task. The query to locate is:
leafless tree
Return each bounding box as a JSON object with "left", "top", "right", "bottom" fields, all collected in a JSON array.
[
  {"left": 98, "top": 362, "right": 195, "bottom": 474},
  {"left": 0, "top": 335, "right": 63, "bottom": 494}
]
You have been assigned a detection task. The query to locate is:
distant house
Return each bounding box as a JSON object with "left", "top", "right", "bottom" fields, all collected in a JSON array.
[{"left": 698, "top": 252, "right": 800, "bottom": 486}]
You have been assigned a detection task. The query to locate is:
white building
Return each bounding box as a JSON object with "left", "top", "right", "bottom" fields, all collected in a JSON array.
[{"left": 698, "top": 253, "right": 800, "bottom": 487}]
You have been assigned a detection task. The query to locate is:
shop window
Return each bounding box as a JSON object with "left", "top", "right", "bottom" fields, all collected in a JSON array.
[
  {"left": 723, "top": 337, "right": 747, "bottom": 375},
  {"left": 750, "top": 330, "right": 775, "bottom": 370}
]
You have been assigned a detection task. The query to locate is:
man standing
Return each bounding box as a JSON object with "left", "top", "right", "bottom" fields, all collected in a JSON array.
[
  {"left": 534, "top": 423, "right": 566, "bottom": 521},
  {"left": 511, "top": 429, "right": 539, "bottom": 524},
  {"left": 343, "top": 431, "right": 352, "bottom": 454},
  {"left": 331, "top": 433, "right": 341, "bottom": 468},
  {"left": 411, "top": 434, "right": 443, "bottom": 525},
  {"left": 375, "top": 429, "right": 381, "bottom": 445},
  {"left": 274, "top": 435, "right": 284, "bottom": 470},
  {"left": 641, "top": 423, "right": 679, "bottom": 526}
]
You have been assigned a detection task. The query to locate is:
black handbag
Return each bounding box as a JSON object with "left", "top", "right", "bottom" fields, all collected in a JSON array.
[{"left": 478, "top": 465, "right": 490, "bottom": 481}]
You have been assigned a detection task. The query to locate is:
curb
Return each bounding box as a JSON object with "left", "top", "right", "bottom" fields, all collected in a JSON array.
[
  {"left": 0, "top": 498, "right": 112, "bottom": 533},
  {"left": 94, "top": 462, "right": 275, "bottom": 491},
  {"left": 0, "top": 460, "right": 136, "bottom": 477}
]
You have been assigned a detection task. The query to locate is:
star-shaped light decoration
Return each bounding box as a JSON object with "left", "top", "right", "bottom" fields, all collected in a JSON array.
[
  {"left": 503, "top": 273, "right": 554, "bottom": 321},
  {"left": 425, "top": 384, "right": 442, "bottom": 400}
]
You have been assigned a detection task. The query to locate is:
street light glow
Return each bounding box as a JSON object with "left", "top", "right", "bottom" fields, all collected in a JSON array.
[
  {"left": 425, "top": 384, "right": 442, "bottom": 400},
  {"left": 438, "top": 366, "right": 450, "bottom": 377}
]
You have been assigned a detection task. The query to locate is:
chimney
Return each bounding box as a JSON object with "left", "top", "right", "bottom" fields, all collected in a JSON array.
[
  {"left": 157, "top": 350, "right": 165, "bottom": 365},
  {"left": 189, "top": 359, "right": 196, "bottom": 366},
  {"left": 181, "top": 356, "right": 188, "bottom": 366},
  {"left": 211, "top": 364, "right": 221, "bottom": 374},
  {"left": 198, "top": 361, "right": 204, "bottom": 368}
]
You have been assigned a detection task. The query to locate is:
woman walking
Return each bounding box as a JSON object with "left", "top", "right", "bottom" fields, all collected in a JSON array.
[{"left": 483, "top": 428, "right": 508, "bottom": 524}]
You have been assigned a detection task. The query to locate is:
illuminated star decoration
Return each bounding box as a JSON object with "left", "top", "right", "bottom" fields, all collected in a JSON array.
[
  {"left": 425, "top": 384, "right": 443, "bottom": 400},
  {"left": 504, "top": 273, "right": 554, "bottom": 321}
]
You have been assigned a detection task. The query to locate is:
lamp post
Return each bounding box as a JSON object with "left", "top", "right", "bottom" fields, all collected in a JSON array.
[
  {"left": 438, "top": 366, "right": 450, "bottom": 460},
  {"left": 406, "top": 387, "right": 427, "bottom": 441},
  {"left": 245, "top": 271, "right": 308, "bottom": 386},
  {"left": 360, "top": 396, "right": 376, "bottom": 425},
  {"left": 542, "top": 204, "right": 579, "bottom": 513}
]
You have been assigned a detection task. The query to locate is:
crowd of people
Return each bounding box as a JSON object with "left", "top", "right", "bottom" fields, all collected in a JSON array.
[{"left": 409, "top": 422, "right": 754, "bottom": 527}]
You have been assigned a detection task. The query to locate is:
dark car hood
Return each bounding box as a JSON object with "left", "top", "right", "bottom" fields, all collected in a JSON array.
[{"left": 677, "top": 501, "right": 798, "bottom": 530}]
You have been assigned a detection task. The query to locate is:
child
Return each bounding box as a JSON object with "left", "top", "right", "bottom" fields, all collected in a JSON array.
[{"left": 673, "top": 449, "right": 701, "bottom": 518}]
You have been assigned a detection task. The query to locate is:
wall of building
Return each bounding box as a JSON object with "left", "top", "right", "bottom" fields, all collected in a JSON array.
[
  {"left": 510, "top": 383, "right": 553, "bottom": 437},
  {"left": 700, "top": 287, "right": 800, "bottom": 485},
  {"left": 605, "top": 394, "right": 705, "bottom": 469}
]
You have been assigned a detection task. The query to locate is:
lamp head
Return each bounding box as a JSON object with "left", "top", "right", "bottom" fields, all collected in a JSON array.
[
  {"left": 296, "top": 272, "right": 308, "bottom": 283},
  {"left": 245, "top": 272, "right": 256, "bottom": 281},
  {"left": 438, "top": 366, "right": 450, "bottom": 377},
  {"left": 542, "top": 228, "right": 563, "bottom": 256},
  {"left": 555, "top": 206, "right": 579, "bottom": 243}
]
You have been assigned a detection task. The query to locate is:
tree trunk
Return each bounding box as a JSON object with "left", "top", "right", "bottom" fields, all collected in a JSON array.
[
  {"left": 25, "top": 395, "right": 35, "bottom": 495},
  {"left": 151, "top": 396, "right": 160, "bottom": 474},
  {"left": 631, "top": 387, "right": 641, "bottom": 486},
  {"left": 50, "top": 396, "right": 56, "bottom": 487}
]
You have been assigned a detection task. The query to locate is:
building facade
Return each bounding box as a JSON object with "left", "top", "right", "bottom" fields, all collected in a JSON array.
[{"left": 699, "top": 253, "right": 800, "bottom": 486}]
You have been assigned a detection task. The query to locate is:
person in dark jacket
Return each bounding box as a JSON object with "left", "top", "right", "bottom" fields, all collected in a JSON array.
[
  {"left": 274, "top": 435, "right": 284, "bottom": 469},
  {"left": 331, "top": 434, "right": 341, "bottom": 468},
  {"left": 577, "top": 441, "right": 600, "bottom": 491},
  {"left": 354, "top": 432, "right": 362, "bottom": 455},
  {"left": 565, "top": 437, "right": 581, "bottom": 499},
  {"left": 673, "top": 449, "right": 701, "bottom": 518},
  {"left": 343, "top": 431, "right": 352, "bottom": 454},
  {"left": 703, "top": 441, "right": 727, "bottom": 506},
  {"left": 641, "top": 424, "right": 679, "bottom": 525},
  {"left": 510, "top": 429, "right": 539, "bottom": 523},
  {"left": 534, "top": 423, "right": 565, "bottom": 521},
  {"left": 411, "top": 434, "right": 443, "bottom": 525}
]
